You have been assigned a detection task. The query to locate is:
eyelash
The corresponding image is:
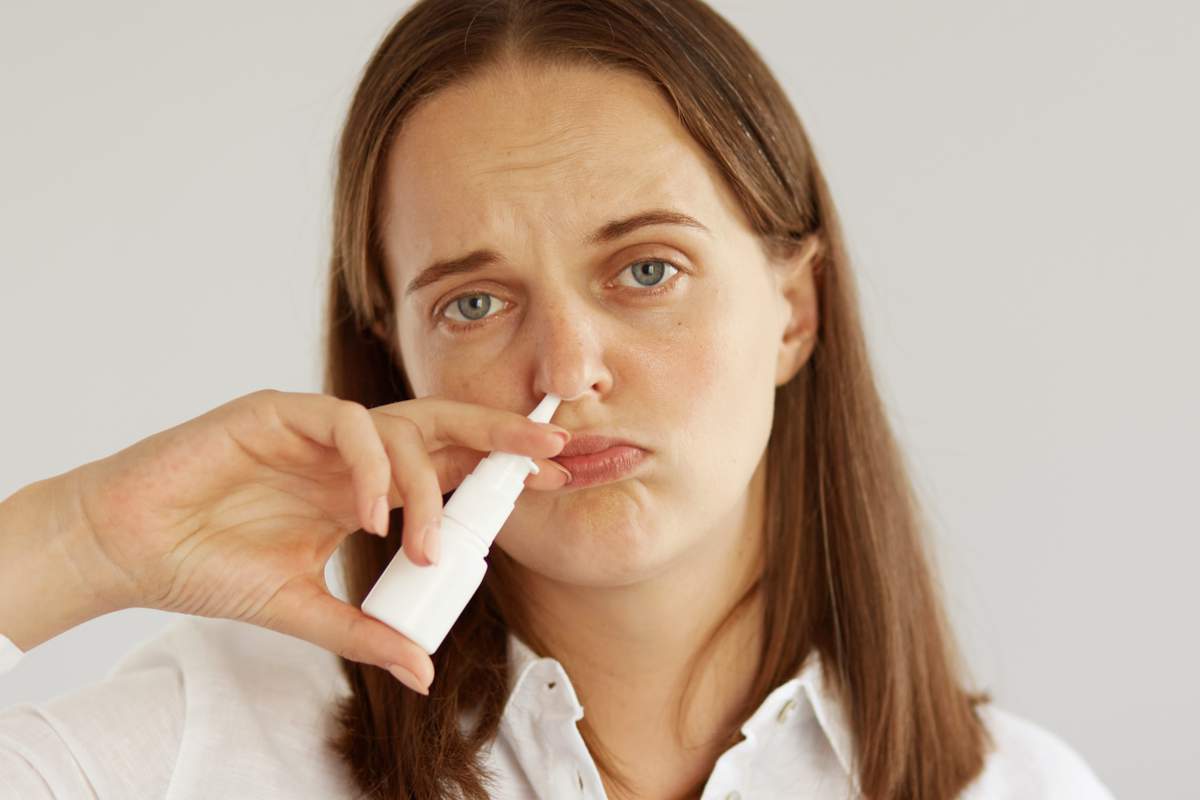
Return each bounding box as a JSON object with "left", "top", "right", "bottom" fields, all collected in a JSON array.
[{"left": 435, "top": 258, "right": 685, "bottom": 331}]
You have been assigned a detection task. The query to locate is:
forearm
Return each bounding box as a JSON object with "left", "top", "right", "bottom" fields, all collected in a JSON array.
[{"left": 0, "top": 471, "right": 126, "bottom": 652}]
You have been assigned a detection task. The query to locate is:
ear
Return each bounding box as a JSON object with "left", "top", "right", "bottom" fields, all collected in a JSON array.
[
  {"left": 773, "top": 233, "right": 822, "bottom": 386},
  {"left": 369, "top": 317, "right": 418, "bottom": 399},
  {"left": 369, "top": 317, "right": 401, "bottom": 367},
  {"left": 370, "top": 319, "right": 390, "bottom": 345}
]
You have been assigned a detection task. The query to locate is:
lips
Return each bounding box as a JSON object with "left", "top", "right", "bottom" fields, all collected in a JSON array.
[
  {"left": 550, "top": 434, "right": 648, "bottom": 489},
  {"left": 555, "top": 434, "right": 639, "bottom": 458}
]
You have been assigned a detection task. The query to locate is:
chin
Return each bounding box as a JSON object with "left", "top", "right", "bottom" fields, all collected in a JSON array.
[
  {"left": 500, "top": 500, "right": 671, "bottom": 584},
  {"left": 520, "top": 546, "right": 670, "bottom": 589}
]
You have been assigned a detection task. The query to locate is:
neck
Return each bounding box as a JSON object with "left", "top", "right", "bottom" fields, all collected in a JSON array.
[{"left": 513, "top": 454, "right": 769, "bottom": 799}]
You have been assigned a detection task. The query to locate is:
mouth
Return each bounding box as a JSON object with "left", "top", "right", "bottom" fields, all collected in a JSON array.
[{"left": 550, "top": 434, "right": 648, "bottom": 489}]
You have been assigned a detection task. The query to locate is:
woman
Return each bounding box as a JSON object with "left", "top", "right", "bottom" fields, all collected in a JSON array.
[{"left": 0, "top": 1, "right": 1115, "bottom": 798}]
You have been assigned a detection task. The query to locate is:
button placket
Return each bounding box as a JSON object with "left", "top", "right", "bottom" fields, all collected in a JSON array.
[{"left": 539, "top": 667, "right": 596, "bottom": 797}]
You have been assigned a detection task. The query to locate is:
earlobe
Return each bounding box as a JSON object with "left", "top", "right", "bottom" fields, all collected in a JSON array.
[
  {"left": 370, "top": 320, "right": 389, "bottom": 344},
  {"left": 370, "top": 318, "right": 402, "bottom": 366},
  {"left": 370, "top": 318, "right": 402, "bottom": 360},
  {"left": 368, "top": 317, "right": 417, "bottom": 398}
]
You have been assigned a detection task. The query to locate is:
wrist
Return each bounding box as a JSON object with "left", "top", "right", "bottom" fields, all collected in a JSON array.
[{"left": 0, "top": 469, "right": 131, "bottom": 652}]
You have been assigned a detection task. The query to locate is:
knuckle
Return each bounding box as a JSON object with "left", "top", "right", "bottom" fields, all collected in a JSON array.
[
  {"left": 392, "top": 414, "right": 424, "bottom": 445},
  {"left": 246, "top": 388, "right": 281, "bottom": 403},
  {"left": 336, "top": 398, "right": 370, "bottom": 424},
  {"left": 231, "top": 388, "right": 277, "bottom": 420},
  {"left": 242, "top": 391, "right": 286, "bottom": 434},
  {"left": 333, "top": 618, "right": 365, "bottom": 662}
]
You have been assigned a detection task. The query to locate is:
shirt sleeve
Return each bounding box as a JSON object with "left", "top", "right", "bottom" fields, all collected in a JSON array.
[{"left": 0, "top": 646, "right": 184, "bottom": 798}]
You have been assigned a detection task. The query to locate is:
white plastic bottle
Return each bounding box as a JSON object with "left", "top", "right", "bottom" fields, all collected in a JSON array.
[{"left": 360, "top": 393, "right": 562, "bottom": 654}]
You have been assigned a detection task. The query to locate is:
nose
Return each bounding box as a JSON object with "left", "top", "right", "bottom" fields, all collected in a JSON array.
[{"left": 531, "top": 294, "right": 613, "bottom": 403}]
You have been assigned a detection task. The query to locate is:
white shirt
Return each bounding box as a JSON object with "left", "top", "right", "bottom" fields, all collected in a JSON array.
[{"left": 0, "top": 617, "right": 1115, "bottom": 798}]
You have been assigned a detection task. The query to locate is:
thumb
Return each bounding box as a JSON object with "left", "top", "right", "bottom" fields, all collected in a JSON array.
[{"left": 258, "top": 576, "right": 434, "bottom": 695}]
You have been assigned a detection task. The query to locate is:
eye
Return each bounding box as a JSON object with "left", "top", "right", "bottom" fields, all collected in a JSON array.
[
  {"left": 436, "top": 258, "right": 683, "bottom": 330},
  {"left": 441, "top": 293, "right": 508, "bottom": 326},
  {"left": 614, "top": 259, "right": 679, "bottom": 290}
]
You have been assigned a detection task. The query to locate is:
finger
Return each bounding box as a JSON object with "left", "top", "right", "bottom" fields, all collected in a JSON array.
[
  {"left": 372, "top": 398, "right": 569, "bottom": 460},
  {"left": 422, "top": 446, "right": 561, "bottom": 495},
  {"left": 262, "top": 576, "right": 434, "bottom": 694},
  {"left": 258, "top": 391, "right": 392, "bottom": 537},
  {"left": 370, "top": 412, "right": 444, "bottom": 566},
  {"left": 525, "top": 457, "right": 572, "bottom": 490}
]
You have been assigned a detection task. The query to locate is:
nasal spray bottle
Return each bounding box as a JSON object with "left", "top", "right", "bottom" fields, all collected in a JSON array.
[{"left": 361, "top": 393, "right": 562, "bottom": 654}]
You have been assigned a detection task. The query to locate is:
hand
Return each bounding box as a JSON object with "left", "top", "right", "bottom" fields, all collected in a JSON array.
[{"left": 64, "top": 389, "right": 570, "bottom": 692}]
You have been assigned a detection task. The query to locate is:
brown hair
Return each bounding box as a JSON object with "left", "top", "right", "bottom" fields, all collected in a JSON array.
[{"left": 323, "top": 1, "right": 992, "bottom": 797}]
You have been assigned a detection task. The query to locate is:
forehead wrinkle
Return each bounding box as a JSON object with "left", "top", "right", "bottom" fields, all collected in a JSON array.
[
  {"left": 381, "top": 70, "right": 728, "bottom": 293},
  {"left": 466, "top": 126, "right": 621, "bottom": 188}
]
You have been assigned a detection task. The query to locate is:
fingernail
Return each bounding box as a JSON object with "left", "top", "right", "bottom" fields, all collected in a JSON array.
[
  {"left": 541, "top": 424, "right": 571, "bottom": 445},
  {"left": 387, "top": 663, "right": 429, "bottom": 695},
  {"left": 550, "top": 461, "right": 572, "bottom": 484},
  {"left": 370, "top": 496, "right": 389, "bottom": 537},
  {"left": 423, "top": 519, "right": 440, "bottom": 565}
]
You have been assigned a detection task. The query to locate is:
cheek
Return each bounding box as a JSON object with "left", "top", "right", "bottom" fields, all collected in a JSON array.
[
  {"left": 642, "top": 317, "right": 722, "bottom": 414},
  {"left": 396, "top": 318, "right": 485, "bottom": 400},
  {"left": 403, "top": 342, "right": 530, "bottom": 414},
  {"left": 626, "top": 312, "right": 723, "bottom": 492},
  {"left": 642, "top": 285, "right": 769, "bottom": 420},
  {"left": 642, "top": 285, "right": 775, "bottom": 484},
  {"left": 424, "top": 366, "right": 480, "bottom": 399}
]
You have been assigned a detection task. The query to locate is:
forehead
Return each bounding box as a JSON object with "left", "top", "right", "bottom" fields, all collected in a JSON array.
[{"left": 378, "top": 62, "right": 738, "bottom": 275}]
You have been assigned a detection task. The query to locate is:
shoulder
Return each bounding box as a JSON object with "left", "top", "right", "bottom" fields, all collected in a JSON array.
[
  {"left": 0, "top": 628, "right": 186, "bottom": 798},
  {"left": 962, "top": 703, "right": 1116, "bottom": 799},
  {"left": 0, "top": 616, "right": 355, "bottom": 798},
  {"left": 110, "top": 614, "right": 351, "bottom": 702}
]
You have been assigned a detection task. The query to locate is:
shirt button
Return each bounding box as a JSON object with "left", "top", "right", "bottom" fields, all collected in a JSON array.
[
  {"left": 777, "top": 697, "right": 797, "bottom": 723},
  {"left": 725, "top": 792, "right": 742, "bottom": 800}
]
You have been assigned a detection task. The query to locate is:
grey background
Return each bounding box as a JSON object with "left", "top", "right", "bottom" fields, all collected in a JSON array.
[{"left": 2, "top": 2, "right": 1196, "bottom": 796}]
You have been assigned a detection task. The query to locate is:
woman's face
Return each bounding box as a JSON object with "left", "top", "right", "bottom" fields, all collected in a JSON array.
[{"left": 377, "top": 60, "right": 816, "bottom": 588}]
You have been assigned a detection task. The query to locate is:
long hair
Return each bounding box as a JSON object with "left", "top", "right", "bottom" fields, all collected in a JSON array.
[{"left": 323, "top": 1, "right": 992, "bottom": 797}]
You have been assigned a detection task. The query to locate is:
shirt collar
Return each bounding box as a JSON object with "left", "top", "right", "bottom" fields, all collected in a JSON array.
[{"left": 503, "top": 630, "right": 859, "bottom": 788}]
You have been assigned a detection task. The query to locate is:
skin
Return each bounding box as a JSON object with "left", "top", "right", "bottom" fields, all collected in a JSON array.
[{"left": 373, "top": 58, "right": 819, "bottom": 799}]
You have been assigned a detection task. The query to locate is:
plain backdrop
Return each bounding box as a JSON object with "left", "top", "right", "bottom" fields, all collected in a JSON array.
[{"left": 2, "top": 1, "right": 1196, "bottom": 796}]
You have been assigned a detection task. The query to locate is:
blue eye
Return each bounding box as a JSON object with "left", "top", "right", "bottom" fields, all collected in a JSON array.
[
  {"left": 616, "top": 259, "right": 679, "bottom": 288},
  {"left": 444, "top": 293, "right": 502, "bottom": 324},
  {"left": 438, "top": 258, "right": 682, "bottom": 329}
]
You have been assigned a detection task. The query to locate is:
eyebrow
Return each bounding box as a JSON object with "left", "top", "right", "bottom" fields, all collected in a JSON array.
[{"left": 402, "top": 208, "right": 710, "bottom": 298}]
